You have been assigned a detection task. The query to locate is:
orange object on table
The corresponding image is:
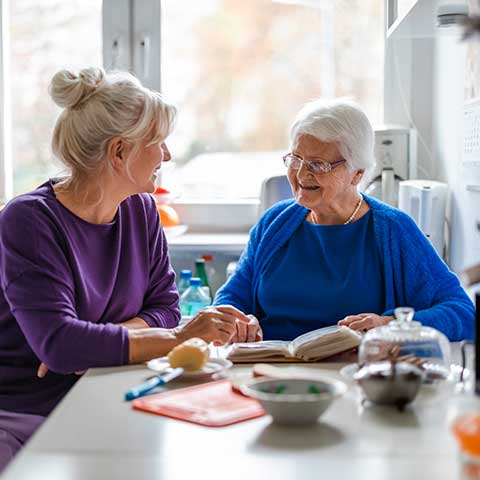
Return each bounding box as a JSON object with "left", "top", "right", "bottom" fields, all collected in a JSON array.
[
  {"left": 132, "top": 379, "right": 265, "bottom": 427},
  {"left": 154, "top": 187, "right": 170, "bottom": 195},
  {"left": 156, "top": 204, "right": 180, "bottom": 227},
  {"left": 452, "top": 413, "right": 480, "bottom": 457}
]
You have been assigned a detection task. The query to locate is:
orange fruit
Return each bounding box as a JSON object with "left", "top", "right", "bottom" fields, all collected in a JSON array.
[
  {"left": 156, "top": 204, "right": 180, "bottom": 227},
  {"left": 452, "top": 413, "right": 480, "bottom": 457}
]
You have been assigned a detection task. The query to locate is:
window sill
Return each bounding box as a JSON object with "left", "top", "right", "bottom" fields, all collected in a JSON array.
[
  {"left": 166, "top": 232, "right": 248, "bottom": 253},
  {"left": 169, "top": 200, "right": 259, "bottom": 233}
]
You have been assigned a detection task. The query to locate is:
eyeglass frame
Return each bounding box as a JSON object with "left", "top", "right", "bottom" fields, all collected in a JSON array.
[{"left": 282, "top": 153, "right": 346, "bottom": 174}]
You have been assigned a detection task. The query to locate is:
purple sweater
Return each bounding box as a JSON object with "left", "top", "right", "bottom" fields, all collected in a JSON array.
[{"left": 0, "top": 180, "right": 180, "bottom": 416}]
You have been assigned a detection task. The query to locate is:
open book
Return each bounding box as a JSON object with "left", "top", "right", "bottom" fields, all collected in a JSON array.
[{"left": 227, "top": 325, "right": 361, "bottom": 362}]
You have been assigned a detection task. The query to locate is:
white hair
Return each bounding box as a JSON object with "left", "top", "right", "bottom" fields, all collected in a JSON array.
[
  {"left": 49, "top": 67, "right": 176, "bottom": 193},
  {"left": 289, "top": 98, "right": 374, "bottom": 171}
]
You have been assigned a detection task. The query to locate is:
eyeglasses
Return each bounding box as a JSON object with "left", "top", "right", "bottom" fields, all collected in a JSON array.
[{"left": 283, "top": 153, "right": 346, "bottom": 174}]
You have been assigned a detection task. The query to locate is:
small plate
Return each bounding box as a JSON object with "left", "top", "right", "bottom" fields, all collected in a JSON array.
[
  {"left": 340, "top": 362, "right": 469, "bottom": 384},
  {"left": 339, "top": 363, "right": 360, "bottom": 382},
  {"left": 147, "top": 357, "right": 233, "bottom": 379},
  {"left": 164, "top": 224, "right": 188, "bottom": 238}
]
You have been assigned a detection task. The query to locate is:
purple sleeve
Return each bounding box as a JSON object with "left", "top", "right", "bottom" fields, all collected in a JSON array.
[
  {"left": 136, "top": 195, "right": 180, "bottom": 329},
  {"left": 0, "top": 201, "right": 130, "bottom": 374}
]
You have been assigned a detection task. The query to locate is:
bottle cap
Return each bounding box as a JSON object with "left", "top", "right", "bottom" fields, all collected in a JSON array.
[
  {"left": 189, "top": 277, "right": 201, "bottom": 287},
  {"left": 180, "top": 270, "right": 192, "bottom": 279},
  {"left": 195, "top": 258, "right": 206, "bottom": 264},
  {"left": 202, "top": 255, "right": 213, "bottom": 262}
]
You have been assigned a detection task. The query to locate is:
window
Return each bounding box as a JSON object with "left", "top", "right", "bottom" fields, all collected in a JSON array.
[
  {"left": 3, "top": 0, "right": 385, "bottom": 207},
  {"left": 10, "top": 0, "right": 102, "bottom": 195},
  {"left": 160, "top": 0, "right": 385, "bottom": 201}
]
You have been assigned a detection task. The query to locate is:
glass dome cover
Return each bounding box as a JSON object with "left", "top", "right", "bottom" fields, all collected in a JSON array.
[{"left": 358, "top": 307, "right": 451, "bottom": 380}]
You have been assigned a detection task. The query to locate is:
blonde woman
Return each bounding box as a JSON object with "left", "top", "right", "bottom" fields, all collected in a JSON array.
[{"left": 0, "top": 68, "right": 249, "bottom": 471}]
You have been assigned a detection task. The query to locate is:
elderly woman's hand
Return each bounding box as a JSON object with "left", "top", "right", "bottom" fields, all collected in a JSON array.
[
  {"left": 232, "top": 314, "right": 263, "bottom": 343},
  {"left": 338, "top": 313, "right": 394, "bottom": 332},
  {"left": 177, "top": 305, "right": 251, "bottom": 346}
]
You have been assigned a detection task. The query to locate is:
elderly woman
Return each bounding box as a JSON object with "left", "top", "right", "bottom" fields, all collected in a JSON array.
[
  {"left": 0, "top": 67, "right": 250, "bottom": 471},
  {"left": 215, "top": 98, "right": 474, "bottom": 342}
]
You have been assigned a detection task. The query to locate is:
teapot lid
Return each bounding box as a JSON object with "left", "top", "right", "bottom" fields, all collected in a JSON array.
[{"left": 388, "top": 307, "right": 421, "bottom": 330}]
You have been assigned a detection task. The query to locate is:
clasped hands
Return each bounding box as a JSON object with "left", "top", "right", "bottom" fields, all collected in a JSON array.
[{"left": 175, "top": 305, "right": 263, "bottom": 345}]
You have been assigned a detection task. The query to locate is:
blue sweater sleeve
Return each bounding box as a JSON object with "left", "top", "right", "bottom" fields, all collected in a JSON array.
[
  {"left": 214, "top": 223, "right": 259, "bottom": 314},
  {"left": 214, "top": 199, "right": 299, "bottom": 315},
  {"left": 384, "top": 213, "right": 474, "bottom": 341}
]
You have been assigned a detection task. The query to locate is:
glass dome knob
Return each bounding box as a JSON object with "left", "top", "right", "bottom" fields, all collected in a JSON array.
[{"left": 394, "top": 306, "right": 415, "bottom": 323}]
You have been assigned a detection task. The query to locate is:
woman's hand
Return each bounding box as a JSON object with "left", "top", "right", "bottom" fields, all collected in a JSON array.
[
  {"left": 231, "top": 314, "right": 263, "bottom": 343},
  {"left": 338, "top": 313, "right": 394, "bottom": 332},
  {"left": 176, "top": 305, "right": 251, "bottom": 346}
]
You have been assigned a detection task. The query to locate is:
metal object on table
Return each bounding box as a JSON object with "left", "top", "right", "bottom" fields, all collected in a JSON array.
[
  {"left": 354, "top": 361, "right": 424, "bottom": 411},
  {"left": 459, "top": 263, "right": 480, "bottom": 395}
]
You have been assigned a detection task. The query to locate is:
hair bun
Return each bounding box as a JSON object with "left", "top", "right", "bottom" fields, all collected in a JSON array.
[{"left": 49, "top": 67, "right": 105, "bottom": 109}]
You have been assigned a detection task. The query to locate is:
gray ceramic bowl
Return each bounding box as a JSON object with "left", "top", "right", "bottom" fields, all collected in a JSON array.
[{"left": 241, "top": 377, "right": 347, "bottom": 425}]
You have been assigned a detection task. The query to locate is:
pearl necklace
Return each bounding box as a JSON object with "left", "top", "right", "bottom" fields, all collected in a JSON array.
[
  {"left": 343, "top": 195, "right": 363, "bottom": 225},
  {"left": 309, "top": 195, "right": 363, "bottom": 225}
]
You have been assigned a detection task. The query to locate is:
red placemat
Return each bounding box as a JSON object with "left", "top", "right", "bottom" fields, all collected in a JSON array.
[{"left": 132, "top": 379, "right": 265, "bottom": 427}]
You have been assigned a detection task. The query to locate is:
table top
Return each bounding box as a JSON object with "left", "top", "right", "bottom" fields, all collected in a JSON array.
[{"left": 3, "top": 345, "right": 479, "bottom": 480}]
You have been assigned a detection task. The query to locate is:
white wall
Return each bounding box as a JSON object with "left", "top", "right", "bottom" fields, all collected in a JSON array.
[
  {"left": 385, "top": 30, "right": 480, "bottom": 274},
  {"left": 433, "top": 35, "right": 480, "bottom": 273}
]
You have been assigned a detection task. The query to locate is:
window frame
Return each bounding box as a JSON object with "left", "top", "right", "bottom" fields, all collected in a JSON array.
[
  {"left": 0, "top": 0, "right": 13, "bottom": 202},
  {"left": 103, "top": 0, "right": 161, "bottom": 91}
]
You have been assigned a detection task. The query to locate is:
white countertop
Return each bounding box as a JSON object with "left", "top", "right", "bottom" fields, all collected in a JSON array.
[{"left": 2, "top": 346, "right": 478, "bottom": 480}]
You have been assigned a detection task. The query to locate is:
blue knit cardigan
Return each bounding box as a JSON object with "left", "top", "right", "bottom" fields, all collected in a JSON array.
[{"left": 214, "top": 195, "right": 474, "bottom": 341}]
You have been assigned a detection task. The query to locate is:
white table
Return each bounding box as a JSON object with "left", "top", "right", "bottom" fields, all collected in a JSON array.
[{"left": 2, "top": 347, "right": 479, "bottom": 480}]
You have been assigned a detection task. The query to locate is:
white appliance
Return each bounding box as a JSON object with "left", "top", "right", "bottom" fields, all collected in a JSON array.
[
  {"left": 398, "top": 180, "right": 448, "bottom": 257},
  {"left": 364, "top": 126, "right": 417, "bottom": 207}
]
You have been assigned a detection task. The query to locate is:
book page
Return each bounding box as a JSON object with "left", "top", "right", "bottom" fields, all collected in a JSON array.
[
  {"left": 233, "top": 340, "right": 290, "bottom": 350},
  {"left": 291, "top": 325, "right": 361, "bottom": 361},
  {"left": 290, "top": 325, "right": 345, "bottom": 351},
  {"left": 227, "top": 340, "right": 291, "bottom": 361}
]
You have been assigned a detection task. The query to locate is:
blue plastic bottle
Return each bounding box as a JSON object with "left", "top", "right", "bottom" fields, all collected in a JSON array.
[
  {"left": 177, "top": 269, "right": 192, "bottom": 296},
  {"left": 179, "top": 277, "right": 212, "bottom": 317}
]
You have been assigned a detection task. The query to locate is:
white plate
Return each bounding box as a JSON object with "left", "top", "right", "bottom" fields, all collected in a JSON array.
[
  {"left": 340, "top": 362, "right": 469, "bottom": 384},
  {"left": 163, "top": 224, "right": 188, "bottom": 238},
  {"left": 147, "top": 357, "right": 232, "bottom": 379},
  {"left": 339, "top": 363, "right": 360, "bottom": 382}
]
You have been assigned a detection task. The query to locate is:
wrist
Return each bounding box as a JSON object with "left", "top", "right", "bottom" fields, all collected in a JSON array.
[
  {"left": 118, "top": 317, "right": 150, "bottom": 330},
  {"left": 128, "top": 328, "right": 180, "bottom": 364}
]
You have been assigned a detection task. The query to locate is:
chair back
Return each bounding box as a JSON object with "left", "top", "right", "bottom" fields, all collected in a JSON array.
[{"left": 259, "top": 175, "right": 292, "bottom": 215}]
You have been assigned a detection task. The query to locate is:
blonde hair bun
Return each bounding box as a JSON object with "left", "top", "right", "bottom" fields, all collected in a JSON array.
[
  {"left": 49, "top": 67, "right": 105, "bottom": 109},
  {"left": 50, "top": 67, "right": 176, "bottom": 185}
]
